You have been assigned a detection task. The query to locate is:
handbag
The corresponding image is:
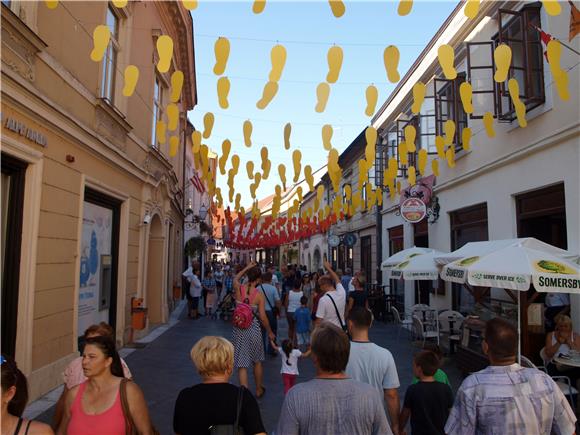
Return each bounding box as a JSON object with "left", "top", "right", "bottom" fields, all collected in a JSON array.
[
  {"left": 209, "top": 386, "right": 245, "bottom": 435},
  {"left": 120, "top": 379, "right": 160, "bottom": 435},
  {"left": 260, "top": 285, "right": 280, "bottom": 317}
]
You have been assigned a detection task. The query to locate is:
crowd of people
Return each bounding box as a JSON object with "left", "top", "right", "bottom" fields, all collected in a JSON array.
[{"left": 2, "top": 260, "right": 578, "bottom": 435}]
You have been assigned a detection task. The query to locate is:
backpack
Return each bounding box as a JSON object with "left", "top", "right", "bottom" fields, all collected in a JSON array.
[{"left": 233, "top": 286, "right": 257, "bottom": 329}]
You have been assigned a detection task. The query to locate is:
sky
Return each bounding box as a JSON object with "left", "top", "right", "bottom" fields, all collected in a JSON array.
[{"left": 187, "top": 0, "right": 459, "bottom": 209}]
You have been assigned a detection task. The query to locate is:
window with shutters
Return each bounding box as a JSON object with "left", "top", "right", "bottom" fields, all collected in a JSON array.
[{"left": 434, "top": 74, "right": 468, "bottom": 148}]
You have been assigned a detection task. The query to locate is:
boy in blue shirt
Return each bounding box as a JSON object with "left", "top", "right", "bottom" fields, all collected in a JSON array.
[{"left": 294, "top": 296, "right": 311, "bottom": 349}]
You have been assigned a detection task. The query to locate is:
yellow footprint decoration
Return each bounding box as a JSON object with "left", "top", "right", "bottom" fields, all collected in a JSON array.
[
  {"left": 547, "top": 40, "right": 570, "bottom": 101},
  {"left": 459, "top": 82, "right": 473, "bottom": 114},
  {"left": 304, "top": 165, "right": 315, "bottom": 191},
  {"left": 260, "top": 147, "right": 271, "bottom": 179},
  {"left": 170, "top": 71, "right": 184, "bottom": 102},
  {"left": 418, "top": 149, "right": 428, "bottom": 175},
  {"left": 411, "top": 82, "right": 426, "bottom": 114},
  {"left": 464, "top": 0, "right": 479, "bottom": 19},
  {"left": 217, "top": 76, "right": 231, "bottom": 109},
  {"left": 367, "top": 184, "right": 376, "bottom": 209},
  {"left": 296, "top": 186, "right": 303, "bottom": 202},
  {"left": 156, "top": 121, "right": 166, "bottom": 145},
  {"left": 493, "top": 44, "right": 512, "bottom": 83},
  {"left": 376, "top": 187, "right": 383, "bottom": 206},
  {"left": 166, "top": 104, "right": 179, "bottom": 131},
  {"left": 398, "top": 141, "right": 408, "bottom": 166},
  {"left": 408, "top": 166, "right": 416, "bottom": 186},
  {"left": 122, "top": 65, "right": 139, "bottom": 97},
  {"left": 235, "top": 193, "right": 241, "bottom": 211},
  {"left": 269, "top": 44, "right": 287, "bottom": 82},
  {"left": 90, "top": 25, "right": 111, "bottom": 62},
  {"left": 284, "top": 123, "right": 292, "bottom": 150},
  {"left": 435, "top": 135, "right": 445, "bottom": 158},
  {"left": 231, "top": 154, "right": 240, "bottom": 174},
  {"left": 169, "top": 135, "right": 179, "bottom": 157},
  {"left": 541, "top": 0, "right": 561, "bottom": 16},
  {"left": 44, "top": 0, "right": 58, "bottom": 9},
  {"left": 256, "top": 81, "right": 279, "bottom": 109},
  {"left": 483, "top": 112, "right": 495, "bottom": 137},
  {"left": 387, "top": 157, "right": 398, "bottom": 183},
  {"left": 156, "top": 35, "right": 173, "bottom": 73},
  {"left": 315, "top": 82, "right": 331, "bottom": 113},
  {"left": 322, "top": 125, "right": 333, "bottom": 151},
  {"left": 384, "top": 46, "right": 401, "bottom": 83},
  {"left": 404, "top": 125, "right": 416, "bottom": 152},
  {"left": 462, "top": 127, "right": 472, "bottom": 151},
  {"left": 292, "top": 150, "right": 302, "bottom": 183},
  {"left": 508, "top": 79, "right": 527, "bottom": 128},
  {"left": 253, "top": 0, "right": 266, "bottom": 14},
  {"left": 213, "top": 37, "right": 230, "bottom": 76},
  {"left": 358, "top": 159, "right": 369, "bottom": 189},
  {"left": 202, "top": 112, "right": 214, "bottom": 139},
  {"left": 278, "top": 164, "right": 287, "bottom": 190},
  {"left": 328, "top": 0, "right": 345, "bottom": 18},
  {"left": 326, "top": 46, "right": 343, "bottom": 84},
  {"left": 192, "top": 131, "right": 202, "bottom": 154},
  {"left": 243, "top": 120, "right": 253, "bottom": 147},
  {"left": 446, "top": 146, "right": 456, "bottom": 168},
  {"left": 431, "top": 159, "right": 440, "bottom": 176},
  {"left": 397, "top": 0, "right": 413, "bottom": 16},
  {"left": 112, "top": 0, "right": 127, "bottom": 7},
  {"left": 365, "top": 126, "right": 377, "bottom": 166},
  {"left": 444, "top": 120, "right": 456, "bottom": 146},
  {"left": 250, "top": 173, "right": 262, "bottom": 199},
  {"left": 219, "top": 139, "right": 231, "bottom": 175},
  {"left": 438, "top": 44, "right": 457, "bottom": 80},
  {"left": 182, "top": 0, "right": 198, "bottom": 10},
  {"left": 365, "top": 85, "right": 378, "bottom": 117},
  {"left": 246, "top": 161, "right": 255, "bottom": 180}
]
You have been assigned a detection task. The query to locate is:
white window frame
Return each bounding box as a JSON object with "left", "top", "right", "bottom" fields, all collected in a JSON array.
[
  {"left": 151, "top": 76, "right": 163, "bottom": 147},
  {"left": 100, "top": 5, "right": 120, "bottom": 104}
]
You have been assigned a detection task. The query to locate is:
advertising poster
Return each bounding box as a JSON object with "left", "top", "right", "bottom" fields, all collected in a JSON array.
[{"left": 78, "top": 201, "right": 113, "bottom": 336}]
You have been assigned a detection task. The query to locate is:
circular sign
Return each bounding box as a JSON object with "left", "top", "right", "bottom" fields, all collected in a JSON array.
[
  {"left": 343, "top": 233, "right": 358, "bottom": 248},
  {"left": 400, "top": 198, "right": 427, "bottom": 223},
  {"left": 328, "top": 234, "right": 340, "bottom": 247}
]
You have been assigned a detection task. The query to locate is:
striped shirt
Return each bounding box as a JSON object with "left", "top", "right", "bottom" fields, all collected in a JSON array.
[{"left": 445, "top": 363, "right": 577, "bottom": 435}]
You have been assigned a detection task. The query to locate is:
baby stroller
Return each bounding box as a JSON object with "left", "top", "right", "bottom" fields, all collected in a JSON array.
[{"left": 217, "top": 292, "right": 235, "bottom": 321}]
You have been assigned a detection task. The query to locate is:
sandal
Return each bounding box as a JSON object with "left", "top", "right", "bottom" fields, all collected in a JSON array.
[{"left": 256, "top": 387, "right": 266, "bottom": 398}]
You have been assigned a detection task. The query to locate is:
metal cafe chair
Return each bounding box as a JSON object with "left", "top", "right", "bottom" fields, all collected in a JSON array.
[{"left": 391, "top": 306, "right": 413, "bottom": 341}]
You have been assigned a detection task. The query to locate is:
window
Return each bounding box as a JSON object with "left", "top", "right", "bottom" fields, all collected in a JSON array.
[
  {"left": 467, "top": 4, "right": 544, "bottom": 121},
  {"left": 361, "top": 182, "right": 368, "bottom": 211},
  {"left": 100, "top": 6, "right": 120, "bottom": 104},
  {"left": 151, "top": 77, "right": 163, "bottom": 147},
  {"left": 434, "top": 74, "right": 468, "bottom": 149}
]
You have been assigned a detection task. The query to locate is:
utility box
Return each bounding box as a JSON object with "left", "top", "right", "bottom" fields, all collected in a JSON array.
[{"left": 131, "top": 297, "right": 147, "bottom": 330}]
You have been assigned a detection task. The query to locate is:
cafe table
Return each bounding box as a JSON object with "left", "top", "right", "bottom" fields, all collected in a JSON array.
[{"left": 554, "top": 353, "right": 580, "bottom": 368}]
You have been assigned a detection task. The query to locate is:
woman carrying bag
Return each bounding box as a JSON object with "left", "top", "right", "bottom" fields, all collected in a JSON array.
[{"left": 173, "top": 336, "right": 266, "bottom": 435}]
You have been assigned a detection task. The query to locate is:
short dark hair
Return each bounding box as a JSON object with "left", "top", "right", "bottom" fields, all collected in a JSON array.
[
  {"left": 318, "top": 275, "right": 334, "bottom": 288},
  {"left": 414, "top": 350, "right": 440, "bottom": 376},
  {"left": 300, "top": 296, "right": 308, "bottom": 305},
  {"left": 347, "top": 307, "right": 372, "bottom": 329},
  {"left": 484, "top": 317, "right": 517, "bottom": 360},
  {"left": 247, "top": 266, "right": 262, "bottom": 283},
  {"left": 311, "top": 322, "right": 350, "bottom": 373},
  {"left": 261, "top": 272, "right": 272, "bottom": 282},
  {"left": 293, "top": 280, "right": 302, "bottom": 290}
]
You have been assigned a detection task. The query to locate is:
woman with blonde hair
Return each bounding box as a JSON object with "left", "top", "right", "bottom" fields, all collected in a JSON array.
[
  {"left": 173, "top": 336, "right": 266, "bottom": 435},
  {"left": 544, "top": 314, "right": 580, "bottom": 386}
]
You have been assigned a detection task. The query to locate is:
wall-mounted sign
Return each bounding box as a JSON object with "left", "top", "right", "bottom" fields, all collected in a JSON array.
[
  {"left": 343, "top": 232, "right": 358, "bottom": 248},
  {"left": 1, "top": 113, "right": 48, "bottom": 147},
  {"left": 328, "top": 234, "right": 340, "bottom": 247},
  {"left": 400, "top": 197, "right": 427, "bottom": 223}
]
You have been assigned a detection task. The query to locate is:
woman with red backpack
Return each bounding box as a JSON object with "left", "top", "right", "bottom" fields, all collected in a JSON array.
[{"left": 232, "top": 262, "right": 275, "bottom": 399}]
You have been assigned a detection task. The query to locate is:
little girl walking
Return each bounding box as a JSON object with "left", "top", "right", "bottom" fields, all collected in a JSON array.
[{"left": 270, "top": 339, "right": 311, "bottom": 394}]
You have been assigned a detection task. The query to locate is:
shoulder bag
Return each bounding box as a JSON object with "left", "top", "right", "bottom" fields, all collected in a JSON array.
[
  {"left": 260, "top": 284, "right": 280, "bottom": 317},
  {"left": 325, "top": 293, "right": 348, "bottom": 334},
  {"left": 120, "top": 379, "right": 160, "bottom": 435},
  {"left": 209, "top": 386, "right": 245, "bottom": 435}
]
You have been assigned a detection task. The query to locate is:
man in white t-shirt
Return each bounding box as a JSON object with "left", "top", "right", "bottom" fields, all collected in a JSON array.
[
  {"left": 315, "top": 261, "right": 347, "bottom": 331},
  {"left": 346, "top": 307, "right": 401, "bottom": 435}
]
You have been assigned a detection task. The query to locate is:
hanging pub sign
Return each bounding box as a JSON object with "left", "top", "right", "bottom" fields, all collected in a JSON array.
[
  {"left": 343, "top": 232, "right": 357, "bottom": 248},
  {"left": 400, "top": 197, "right": 427, "bottom": 223}
]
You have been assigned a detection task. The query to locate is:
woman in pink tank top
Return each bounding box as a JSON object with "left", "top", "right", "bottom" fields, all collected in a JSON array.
[{"left": 56, "top": 336, "right": 154, "bottom": 435}]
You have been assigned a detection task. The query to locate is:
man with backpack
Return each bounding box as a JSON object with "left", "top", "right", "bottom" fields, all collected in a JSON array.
[
  {"left": 315, "top": 261, "right": 347, "bottom": 333},
  {"left": 260, "top": 272, "right": 281, "bottom": 356}
]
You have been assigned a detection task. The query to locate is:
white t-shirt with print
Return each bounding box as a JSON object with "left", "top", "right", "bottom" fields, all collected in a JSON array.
[
  {"left": 277, "top": 348, "right": 302, "bottom": 375},
  {"left": 315, "top": 284, "right": 346, "bottom": 329}
]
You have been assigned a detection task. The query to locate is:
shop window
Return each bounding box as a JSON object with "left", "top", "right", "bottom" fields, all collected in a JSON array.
[
  {"left": 434, "top": 74, "right": 468, "bottom": 149},
  {"left": 151, "top": 76, "right": 163, "bottom": 147},
  {"left": 466, "top": 4, "right": 544, "bottom": 121},
  {"left": 100, "top": 5, "right": 121, "bottom": 104}
]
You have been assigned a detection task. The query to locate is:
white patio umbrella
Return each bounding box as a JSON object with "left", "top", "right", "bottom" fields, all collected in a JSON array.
[
  {"left": 389, "top": 250, "right": 447, "bottom": 280},
  {"left": 381, "top": 246, "right": 434, "bottom": 270}
]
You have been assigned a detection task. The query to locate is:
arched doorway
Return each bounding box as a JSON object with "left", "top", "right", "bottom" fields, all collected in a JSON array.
[
  {"left": 146, "top": 214, "right": 164, "bottom": 324},
  {"left": 313, "top": 248, "right": 321, "bottom": 273}
]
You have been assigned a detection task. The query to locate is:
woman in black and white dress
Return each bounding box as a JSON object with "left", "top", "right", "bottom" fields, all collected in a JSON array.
[{"left": 232, "top": 262, "right": 275, "bottom": 398}]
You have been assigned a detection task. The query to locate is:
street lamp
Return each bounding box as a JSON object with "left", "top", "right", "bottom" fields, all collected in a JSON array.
[{"left": 184, "top": 202, "right": 209, "bottom": 230}]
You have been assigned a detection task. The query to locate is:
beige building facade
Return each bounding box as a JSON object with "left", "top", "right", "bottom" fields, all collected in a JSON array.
[{"left": 1, "top": 0, "right": 196, "bottom": 399}]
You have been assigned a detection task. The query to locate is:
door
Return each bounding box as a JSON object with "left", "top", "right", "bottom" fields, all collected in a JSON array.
[{"left": 360, "top": 236, "right": 372, "bottom": 286}]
